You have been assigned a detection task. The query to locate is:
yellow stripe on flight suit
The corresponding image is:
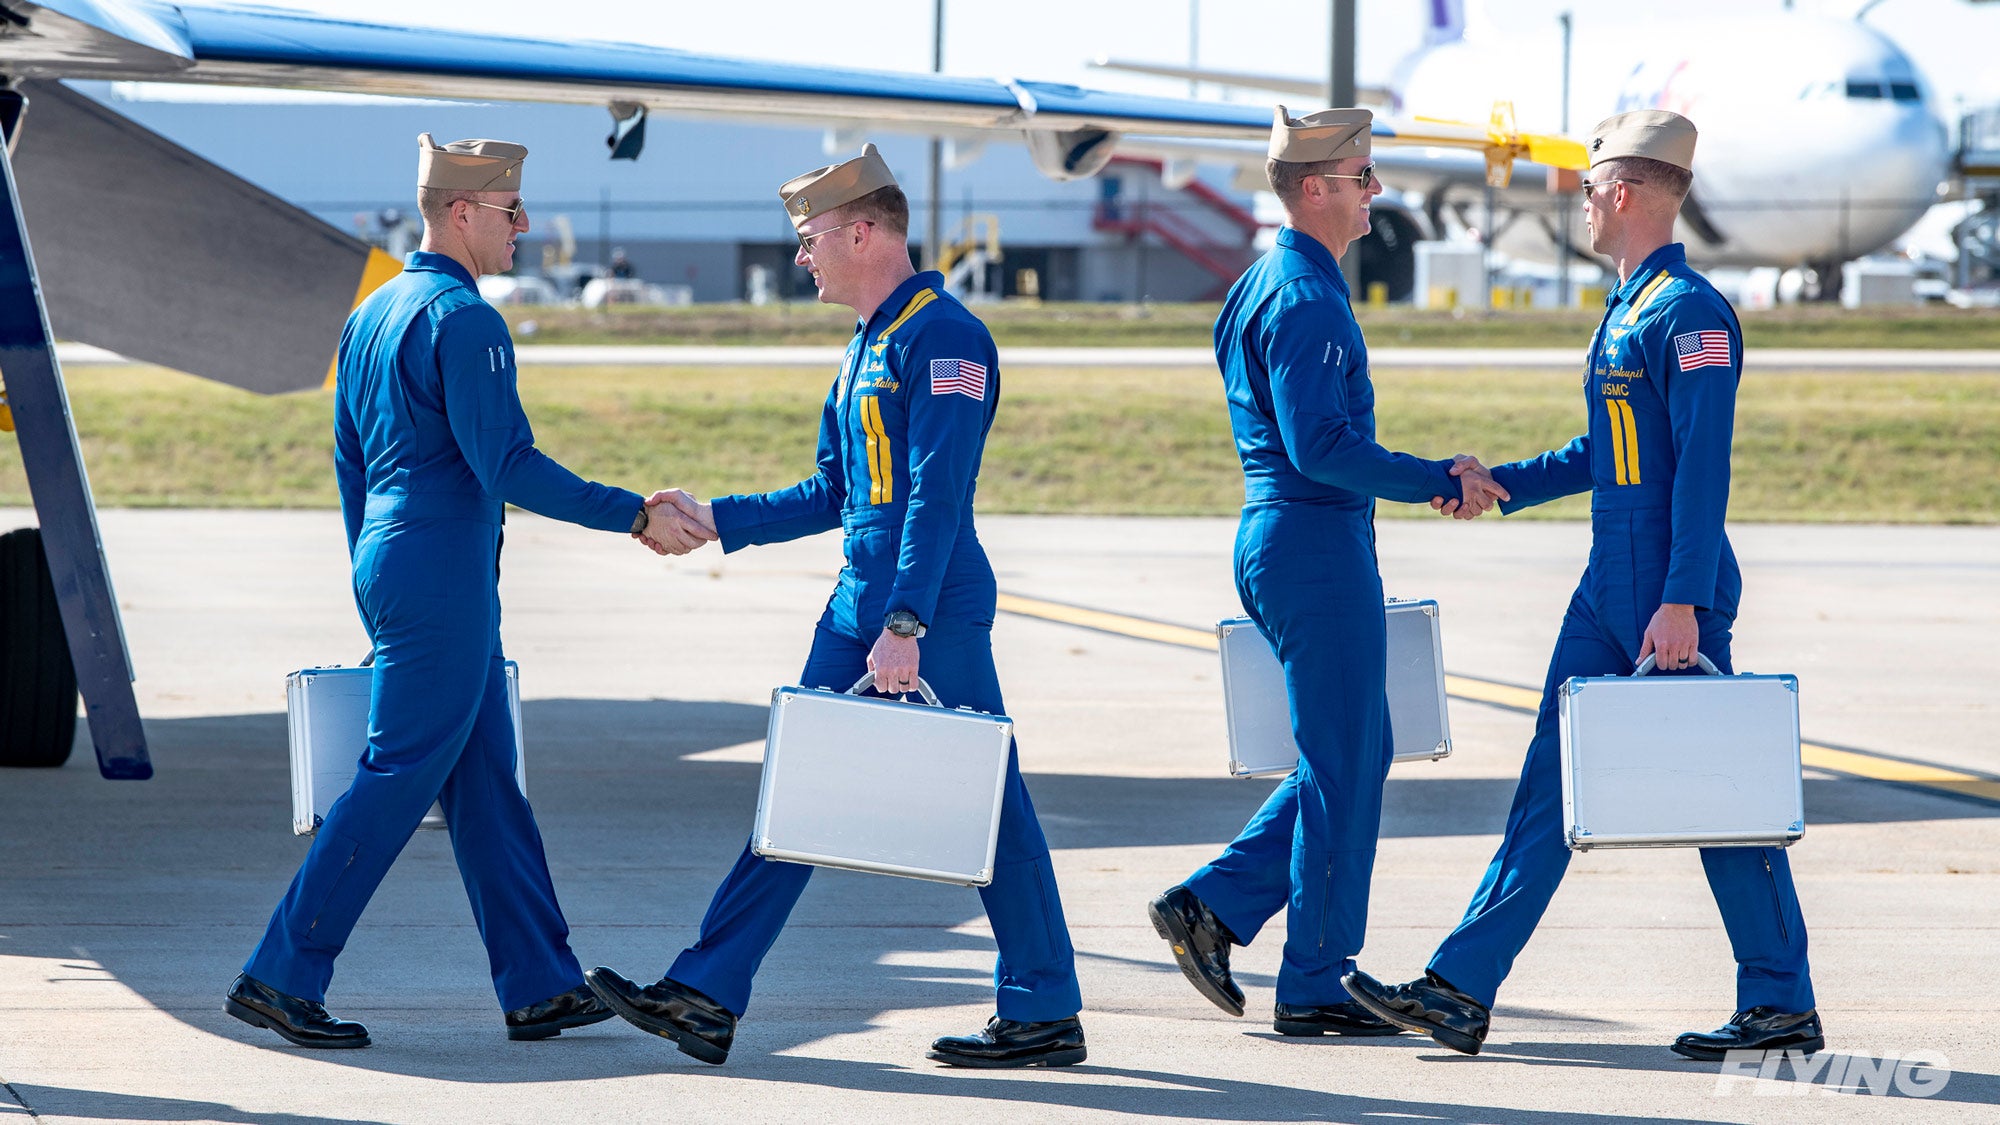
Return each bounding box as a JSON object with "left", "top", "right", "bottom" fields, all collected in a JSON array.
[
  {"left": 1612, "top": 398, "right": 1641, "bottom": 484},
  {"left": 1606, "top": 397, "right": 1630, "bottom": 485},
  {"left": 862, "top": 394, "right": 893, "bottom": 504},
  {"left": 879, "top": 288, "right": 938, "bottom": 339},
  {"left": 323, "top": 248, "right": 408, "bottom": 390},
  {"left": 1600, "top": 270, "right": 1666, "bottom": 485},
  {"left": 855, "top": 288, "right": 938, "bottom": 504},
  {"left": 1621, "top": 270, "right": 1673, "bottom": 326}
]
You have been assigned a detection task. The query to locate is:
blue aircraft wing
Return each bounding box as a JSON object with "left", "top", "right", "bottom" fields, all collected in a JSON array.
[{"left": 0, "top": 1, "right": 1577, "bottom": 180}]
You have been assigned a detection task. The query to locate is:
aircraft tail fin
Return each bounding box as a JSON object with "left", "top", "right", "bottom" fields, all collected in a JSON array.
[
  {"left": 13, "top": 80, "right": 380, "bottom": 394},
  {"left": 1424, "top": 0, "right": 1466, "bottom": 46}
]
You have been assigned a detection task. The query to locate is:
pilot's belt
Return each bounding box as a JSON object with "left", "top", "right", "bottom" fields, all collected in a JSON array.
[
  {"left": 1588, "top": 489, "right": 1674, "bottom": 514},
  {"left": 841, "top": 503, "right": 912, "bottom": 531},
  {"left": 1241, "top": 485, "right": 1373, "bottom": 510},
  {"left": 362, "top": 491, "right": 503, "bottom": 524}
]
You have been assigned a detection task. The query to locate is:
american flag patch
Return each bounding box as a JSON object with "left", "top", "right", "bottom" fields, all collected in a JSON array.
[
  {"left": 930, "top": 358, "right": 988, "bottom": 399},
  {"left": 1674, "top": 330, "right": 1731, "bottom": 372}
]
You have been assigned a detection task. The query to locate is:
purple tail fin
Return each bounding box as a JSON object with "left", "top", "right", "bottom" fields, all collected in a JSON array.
[{"left": 1425, "top": 0, "right": 1466, "bottom": 46}]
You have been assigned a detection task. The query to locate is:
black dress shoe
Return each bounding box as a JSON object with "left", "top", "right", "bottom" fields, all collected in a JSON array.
[
  {"left": 1273, "top": 999, "right": 1405, "bottom": 1038},
  {"left": 927, "top": 1016, "right": 1087, "bottom": 1068},
  {"left": 224, "top": 973, "right": 370, "bottom": 1049},
  {"left": 1147, "top": 884, "right": 1244, "bottom": 1017},
  {"left": 584, "top": 966, "right": 735, "bottom": 1065},
  {"left": 1341, "top": 969, "right": 1489, "bottom": 1055},
  {"left": 505, "top": 984, "right": 616, "bottom": 1041},
  {"left": 1671, "top": 1007, "right": 1825, "bottom": 1061}
]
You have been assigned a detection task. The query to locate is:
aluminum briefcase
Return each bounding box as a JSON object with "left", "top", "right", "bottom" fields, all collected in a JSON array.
[
  {"left": 1558, "top": 654, "right": 1803, "bottom": 851},
  {"left": 285, "top": 662, "right": 526, "bottom": 836},
  {"left": 753, "top": 673, "right": 1011, "bottom": 887},
  {"left": 1218, "top": 597, "right": 1452, "bottom": 778}
]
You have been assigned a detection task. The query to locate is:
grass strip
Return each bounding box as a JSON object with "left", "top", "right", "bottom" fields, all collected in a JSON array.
[
  {"left": 502, "top": 302, "right": 2000, "bottom": 350},
  {"left": 2, "top": 364, "right": 1994, "bottom": 524}
]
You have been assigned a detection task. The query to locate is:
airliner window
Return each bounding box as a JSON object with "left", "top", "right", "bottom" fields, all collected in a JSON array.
[
  {"left": 1845, "top": 81, "right": 1885, "bottom": 99},
  {"left": 1890, "top": 83, "right": 1920, "bottom": 102}
]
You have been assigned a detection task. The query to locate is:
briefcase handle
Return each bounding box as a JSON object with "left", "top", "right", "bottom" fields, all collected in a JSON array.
[
  {"left": 1632, "top": 652, "right": 1721, "bottom": 677},
  {"left": 847, "top": 672, "right": 941, "bottom": 707}
]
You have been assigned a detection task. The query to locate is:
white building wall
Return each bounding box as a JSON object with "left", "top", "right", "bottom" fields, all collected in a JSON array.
[{"left": 75, "top": 83, "right": 1261, "bottom": 302}]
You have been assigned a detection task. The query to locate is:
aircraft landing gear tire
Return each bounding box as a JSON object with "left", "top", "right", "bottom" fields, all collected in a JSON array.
[{"left": 0, "top": 527, "right": 79, "bottom": 768}]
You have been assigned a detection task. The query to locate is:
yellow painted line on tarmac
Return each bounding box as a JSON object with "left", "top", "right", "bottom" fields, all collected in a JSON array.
[
  {"left": 995, "top": 592, "right": 1220, "bottom": 650},
  {"left": 997, "top": 590, "right": 2000, "bottom": 807},
  {"left": 1441, "top": 674, "right": 1542, "bottom": 711},
  {"left": 1799, "top": 745, "right": 2000, "bottom": 801}
]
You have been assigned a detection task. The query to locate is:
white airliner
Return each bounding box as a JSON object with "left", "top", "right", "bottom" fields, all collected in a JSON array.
[{"left": 1099, "top": 3, "right": 1953, "bottom": 283}]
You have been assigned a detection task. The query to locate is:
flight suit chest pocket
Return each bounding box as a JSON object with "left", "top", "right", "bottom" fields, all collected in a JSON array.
[{"left": 850, "top": 390, "right": 903, "bottom": 505}]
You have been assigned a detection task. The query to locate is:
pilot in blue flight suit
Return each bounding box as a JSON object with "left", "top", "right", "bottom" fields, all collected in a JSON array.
[
  {"left": 1343, "top": 111, "right": 1823, "bottom": 1061},
  {"left": 226, "top": 135, "right": 708, "bottom": 1049},
  {"left": 1146, "top": 107, "right": 1503, "bottom": 1038},
  {"left": 584, "top": 145, "right": 1086, "bottom": 1069}
]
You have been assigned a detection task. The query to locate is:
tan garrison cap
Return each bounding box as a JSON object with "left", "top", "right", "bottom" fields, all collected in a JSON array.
[
  {"left": 1587, "top": 110, "right": 1697, "bottom": 171},
  {"left": 417, "top": 133, "right": 528, "bottom": 192},
  {"left": 778, "top": 143, "right": 898, "bottom": 230},
  {"left": 1268, "top": 105, "right": 1372, "bottom": 162}
]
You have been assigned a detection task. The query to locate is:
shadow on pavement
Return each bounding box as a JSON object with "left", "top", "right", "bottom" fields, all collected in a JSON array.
[
  {"left": 1, "top": 698, "right": 1990, "bottom": 1101},
  {"left": 5, "top": 1086, "right": 387, "bottom": 1125},
  {"left": 643, "top": 1057, "right": 1725, "bottom": 1123}
]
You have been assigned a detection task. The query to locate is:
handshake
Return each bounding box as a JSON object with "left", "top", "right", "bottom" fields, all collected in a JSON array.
[
  {"left": 631, "top": 489, "right": 718, "bottom": 557},
  {"left": 1433, "top": 455, "right": 1510, "bottom": 520}
]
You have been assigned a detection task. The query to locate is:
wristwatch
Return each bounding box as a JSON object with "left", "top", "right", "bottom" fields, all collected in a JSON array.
[
  {"left": 884, "top": 610, "right": 927, "bottom": 639},
  {"left": 630, "top": 505, "right": 649, "bottom": 535}
]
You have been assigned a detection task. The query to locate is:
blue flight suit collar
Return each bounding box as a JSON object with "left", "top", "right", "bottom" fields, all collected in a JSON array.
[
  {"left": 857, "top": 270, "right": 948, "bottom": 336},
  {"left": 1275, "top": 226, "right": 1349, "bottom": 297},
  {"left": 404, "top": 250, "right": 477, "bottom": 290},
  {"left": 1606, "top": 243, "right": 1687, "bottom": 306}
]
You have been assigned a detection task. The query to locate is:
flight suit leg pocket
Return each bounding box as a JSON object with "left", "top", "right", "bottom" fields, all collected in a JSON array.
[
  {"left": 1586, "top": 512, "right": 1642, "bottom": 657},
  {"left": 845, "top": 527, "right": 894, "bottom": 627}
]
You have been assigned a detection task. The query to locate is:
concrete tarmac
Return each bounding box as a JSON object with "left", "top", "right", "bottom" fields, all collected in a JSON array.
[{"left": 1, "top": 509, "right": 1995, "bottom": 1124}]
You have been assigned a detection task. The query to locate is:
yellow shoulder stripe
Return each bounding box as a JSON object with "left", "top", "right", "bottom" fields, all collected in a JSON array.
[
  {"left": 1621, "top": 270, "right": 1674, "bottom": 326},
  {"left": 324, "top": 248, "right": 407, "bottom": 390},
  {"left": 878, "top": 288, "right": 939, "bottom": 342}
]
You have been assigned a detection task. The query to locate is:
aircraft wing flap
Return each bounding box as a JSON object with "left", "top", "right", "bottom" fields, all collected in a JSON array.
[{"left": 0, "top": 0, "right": 192, "bottom": 78}]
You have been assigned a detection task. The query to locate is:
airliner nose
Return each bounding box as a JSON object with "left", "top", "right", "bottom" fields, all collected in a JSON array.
[
  {"left": 1846, "top": 104, "right": 1950, "bottom": 249},
  {"left": 1883, "top": 106, "right": 1949, "bottom": 189}
]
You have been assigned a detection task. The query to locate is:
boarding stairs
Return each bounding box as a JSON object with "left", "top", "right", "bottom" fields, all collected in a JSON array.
[
  {"left": 1092, "top": 157, "right": 1266, "bottom": 298},
  {"left": 937, "top": 214, "right": 1003, "bottom": 302}
]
